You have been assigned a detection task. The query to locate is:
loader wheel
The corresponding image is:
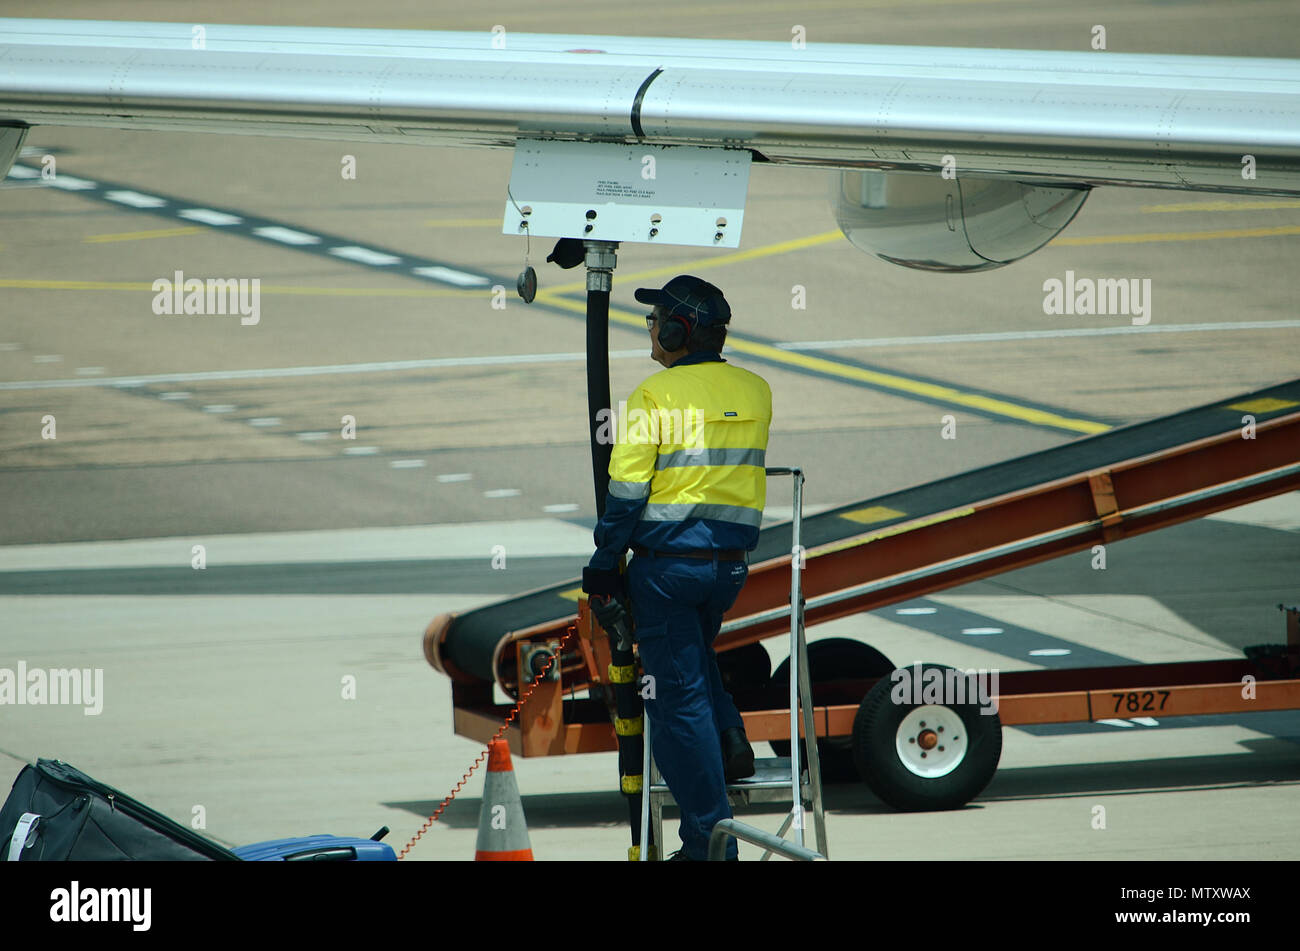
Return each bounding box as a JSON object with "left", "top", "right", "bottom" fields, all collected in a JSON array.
[
  {"left": 715, "top": 641, "right": 771, "bottom": 694},
  {"left": 852, "top": 663, "right": 1002, "bottom": 811},
  {"left": 770, "top": 638, "right": 894, "bottom": 782}
]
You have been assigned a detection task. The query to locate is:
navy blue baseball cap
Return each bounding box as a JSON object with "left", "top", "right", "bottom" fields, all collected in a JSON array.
[{"left": 634, "top": 275, "right": 731, "bottom": 328}]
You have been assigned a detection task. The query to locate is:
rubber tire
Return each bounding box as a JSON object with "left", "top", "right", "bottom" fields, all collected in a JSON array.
[
  {"left": 714, "top": 641, "right": 772, "bottom": 695},
  {"left": 851, "top": 663, "right": 1002, "bottom": 811},
  {"left": 770, "top": 638, "right": 894, "bottom": 783}
]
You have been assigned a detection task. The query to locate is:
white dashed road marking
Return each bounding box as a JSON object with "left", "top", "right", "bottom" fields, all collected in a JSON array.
[
  {"left": 254, "top": 226, "right": 321, "bottom": 246},
  {"left": 330, "top": 246, "right": 402, "bottom": 266},
  {"left": 104, "top": 190, "right": 167, "bottom": 208},
  {"left": 179, "top": 208, "right": 243, "bottom": 226},
  {"left": 411, "top": 266, "right": 490, "bottom": 286},
  {"left": 46, "top": 175, "right": 97, "bottom": 191}
]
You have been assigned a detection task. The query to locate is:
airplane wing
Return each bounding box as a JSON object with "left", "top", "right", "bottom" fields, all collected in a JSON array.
[{"left": 3, "top": 18, "right": 1299, "bottom": 270}]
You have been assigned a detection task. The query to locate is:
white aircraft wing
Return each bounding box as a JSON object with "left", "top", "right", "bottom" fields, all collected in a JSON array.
[{"left": 3, "top": 18, "right": 1299, "bottom": 269}]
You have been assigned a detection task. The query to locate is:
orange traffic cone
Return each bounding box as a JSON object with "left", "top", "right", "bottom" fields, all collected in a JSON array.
[{"left": 474, "top": 738, "right": 534, "bottom": 861}]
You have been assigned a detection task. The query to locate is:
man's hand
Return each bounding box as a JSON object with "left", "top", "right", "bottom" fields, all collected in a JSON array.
[
  {"left": 589, "top": 594, "right": 630, "bottom": 635},
  {"left": 582, "top": 565, "right": 624, "bottom": 598}
]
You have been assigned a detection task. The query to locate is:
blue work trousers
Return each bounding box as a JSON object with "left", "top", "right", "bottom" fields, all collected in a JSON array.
[{"left": 628, "top": 552, "right": 748, "bottom": 861}]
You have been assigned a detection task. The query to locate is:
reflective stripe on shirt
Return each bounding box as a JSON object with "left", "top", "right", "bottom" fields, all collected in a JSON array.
[
  {"left": 655, "top": 447, "right": 766, "bottom": 471},
  {"left": 640, "top": 502, "right": 764, "bottom": 527}
]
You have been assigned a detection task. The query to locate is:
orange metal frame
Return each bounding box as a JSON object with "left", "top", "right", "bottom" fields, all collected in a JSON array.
[{"left": 448, "top": 411, "right": 1300, "bottom": 757}]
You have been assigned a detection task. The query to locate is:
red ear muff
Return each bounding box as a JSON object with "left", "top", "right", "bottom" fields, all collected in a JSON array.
[{"left": 657, "top": 314, "right": 692, "bottom": 352}]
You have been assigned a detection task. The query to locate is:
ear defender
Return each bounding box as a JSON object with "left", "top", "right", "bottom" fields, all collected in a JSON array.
[{"left": 657, "top": 314, "right": 692, "bottom": 351}]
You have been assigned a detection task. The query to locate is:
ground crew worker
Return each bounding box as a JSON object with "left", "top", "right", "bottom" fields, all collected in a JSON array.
[{"left": 582, "top": 275, "right": 772, "bottom": 862}]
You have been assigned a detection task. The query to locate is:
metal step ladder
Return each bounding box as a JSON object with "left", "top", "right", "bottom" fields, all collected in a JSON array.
[{"left": 639, "top": 466, "right": 828, "bottom": 861}]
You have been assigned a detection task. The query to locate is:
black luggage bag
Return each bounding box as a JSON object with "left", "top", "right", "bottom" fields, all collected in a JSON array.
[{"left": 1, "top": 759, "right": 240, "bottom": 861}]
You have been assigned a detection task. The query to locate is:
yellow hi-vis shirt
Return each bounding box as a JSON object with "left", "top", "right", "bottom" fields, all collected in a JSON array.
[{"left": 589, "top": 352, "right": 772, "bottom": 571}]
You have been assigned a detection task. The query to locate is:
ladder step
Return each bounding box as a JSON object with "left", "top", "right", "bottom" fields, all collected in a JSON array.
[{"left": 648, "top": 758, "right": 814, "bottom": 806}]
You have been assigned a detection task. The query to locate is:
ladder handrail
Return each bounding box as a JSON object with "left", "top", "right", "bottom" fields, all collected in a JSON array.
[{"left": 708, "top": 818, "right": 825, "bottom": 861}]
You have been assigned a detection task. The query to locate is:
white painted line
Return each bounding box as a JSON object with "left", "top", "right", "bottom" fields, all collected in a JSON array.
[
  {"left": 1095, "top": 718, "right": 1137, "bottom": 729},
  {"left": 247, "top": 417, "right": 281, "bottom": 427},
  {"left": 961, "top": 627, "right": 1003, "bottom": 635},
  {"left": 390, "top": 459, "right": 426, "bottom": 469},
  {"left": 32, "top": 354, "right": 62, "bottom": 363},
  {"left": 1130, "top": 717, "right": 1160, "bottom": 727},
  {"left": 104, "top": 189, "right": 167, "bottom": 208},
  {"left": 46, "top": 174, "right": 97, "bottom": 191},
  {"left": 896, "top": 607, "right": 937, "bottom": 616},
  {"left": 1028, "top": 648, "right": 1071, "bottom": 656},
  {"left": 159, "top": 391, "right": 191, "bottom": 400},
  {"left": 343, "top": 446, "right": 379, "bottom": 456},
  {"left": 254, "top": 226, "right": 322, "bottom": 246},
  {"left": 112, "top": 381, "right": 145, "bottom": 388},
  {"left": 202, "top": 404, "right": 236, "bottom": 414},
  {"left": 778, "top": 320, "right": 1300, "bottom": 351},
  {"left": 0, "top": 518, "right": 599, "bottom": 569},
  {"left": 296, "top": 431, "right": 330, "bottom": 441},
  {"left": 0, "top": 343, "right": 21, "bottom": 351},
  {"left": 484, "top": 489, "right": 521, "bottom": 498},
  {"left": 330, "top": 246, "right": 401, "bottom": 266},
  {"left": 6, "top": 165, "right": 39, "bottom": 179},
  {"left": 410, "top": 265, "right": 491, "bottom": 287},
  {"left": 74, "top": 367, "right": 105, "bottom": 376},
  {"left": 0, "top": 350, "right": 647, "bottom": 390},
  {"left": 543, "top": 503, "right": 580, "bottom": 513},
  {"left": 179, "top": 208, "right": 243, "bottom": 226},
  {"left": 437, "top": 473, "right": 473, "bottom": 483}
]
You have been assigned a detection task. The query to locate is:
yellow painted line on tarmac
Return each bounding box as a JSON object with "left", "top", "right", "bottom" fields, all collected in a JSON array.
[
  {"left": 838, "top": 505, "right": 908, "bottom": 525},
  {"left": 0, "top": 279, "right": 483, "bottom": 298},
  {"left": 1140, "top": 199, "right": 1300, "bottom": 214},
  {"left": 1051, "top": 225, "right": 1300, "bottom": 247},
  {"left": 84, "top": 226, "right": 204, "bottom": 243},
  {"left": 557, "top": 586, "right": 585, "bottom": 602},
  {"left": 535, "top": 230, "right": 844, "bottom": 297},
  {"left": 539, "top": 295, "right": 1111, "bottom": 435},
  {"left": 1227, "top": 398, "right": 1299, "bottom": 414}
]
